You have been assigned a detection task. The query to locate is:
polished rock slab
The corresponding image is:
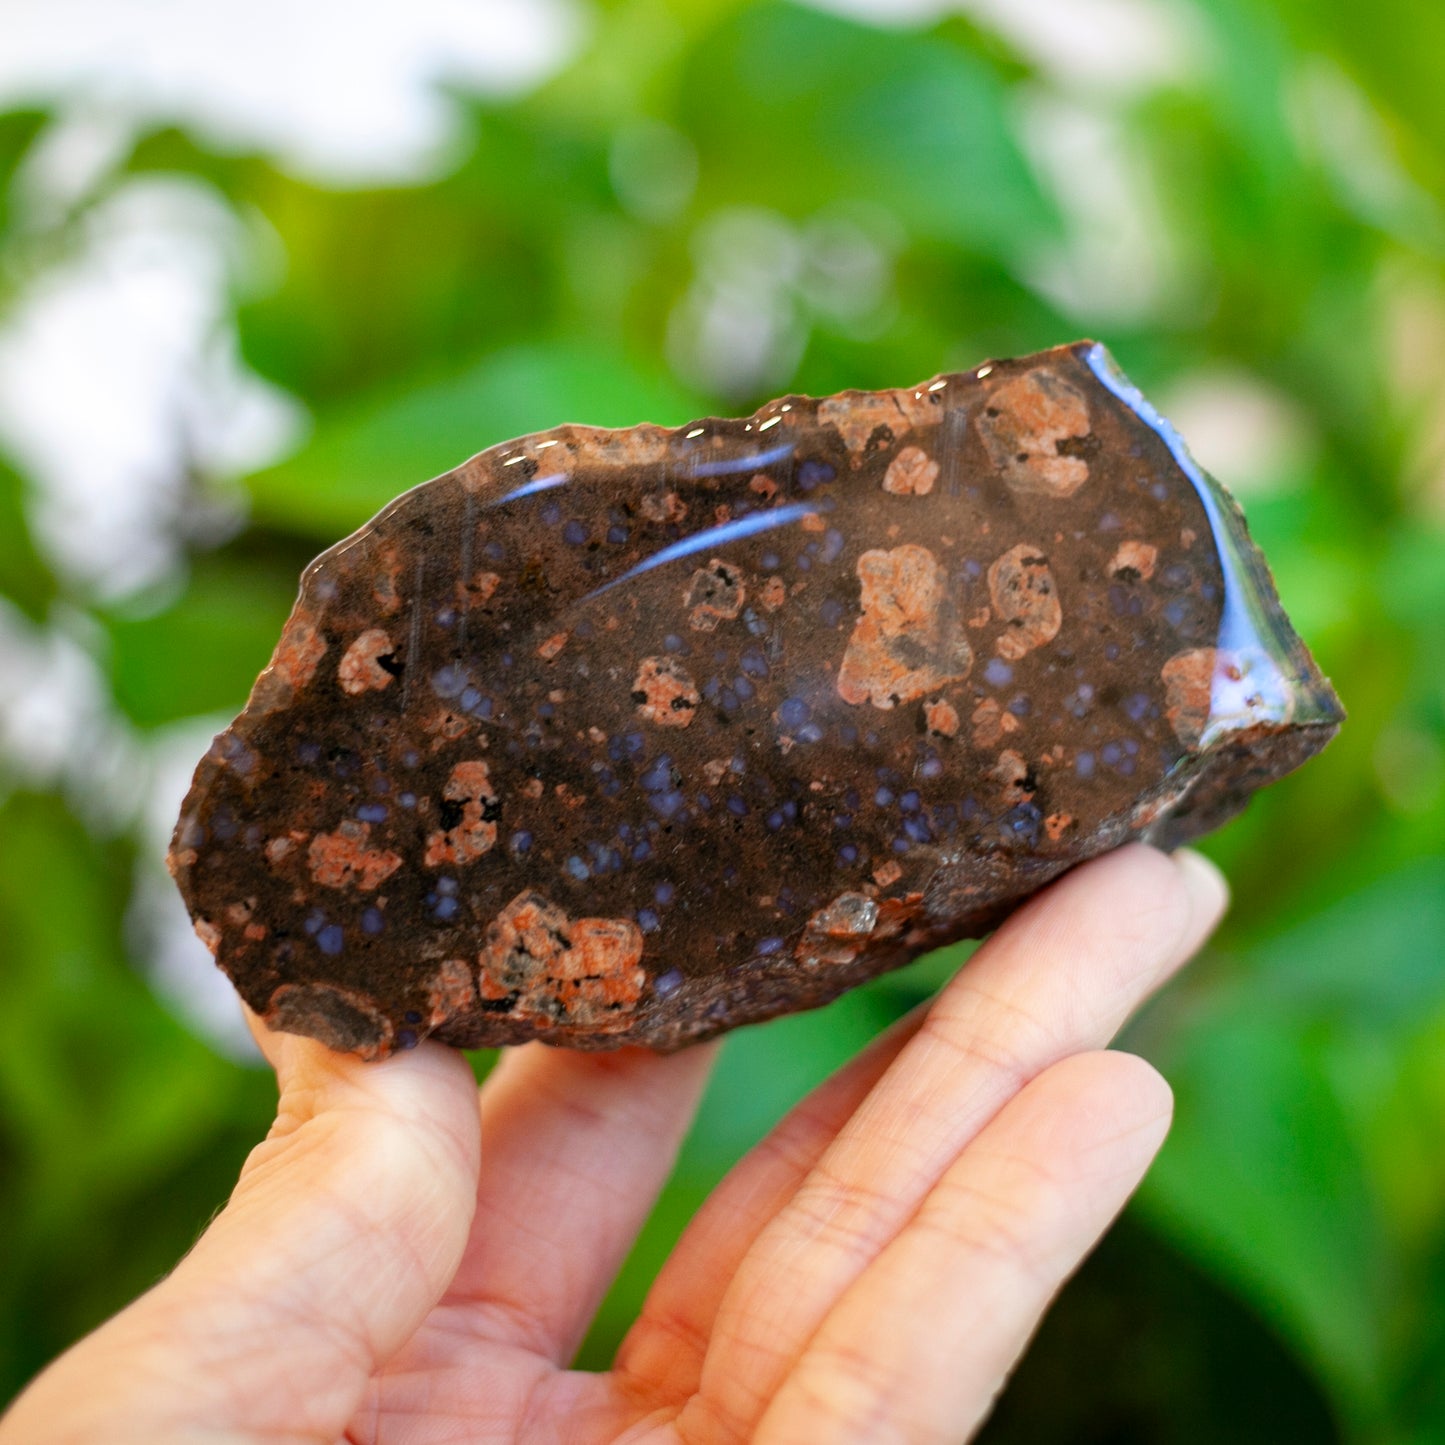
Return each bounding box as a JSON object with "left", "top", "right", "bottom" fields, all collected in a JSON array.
[{"left": 169, "top": 341, "right": 1343, "bottom": 1057}]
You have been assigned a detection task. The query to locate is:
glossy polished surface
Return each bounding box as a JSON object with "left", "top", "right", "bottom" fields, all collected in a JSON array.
[{"left": 169, "top": 341, "right": 1343, "bottom": 1057}]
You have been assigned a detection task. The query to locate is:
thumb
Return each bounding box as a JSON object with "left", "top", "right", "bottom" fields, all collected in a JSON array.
[{"left": 2, "top": 1010, "right": 481, "bottom": 1445}]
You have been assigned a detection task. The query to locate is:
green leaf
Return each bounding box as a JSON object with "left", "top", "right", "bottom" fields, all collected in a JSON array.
[
  {"left": 1266, "top": 0, "right": 1445, "bottom": 187},
  {"left": 678, "top": 2, "right": 1059, "bottom": 258},
  {"left": 244, "top": 341, "right": 708, "bottom": 537},
  {"left": 0, "top": 453, "right": 56, "bottom": 622},
  {"left": 1141, "top": 857, "right": 1445, "bottom": 1433},
  {"left": 102, "top": 556, "right": 299, "bottom": 727},
  {"left": 0, "top": 792, "right": 265, "bottom": 1398},
  {"left": 0, "top": 108, "right": 48, "bottom": 241}
]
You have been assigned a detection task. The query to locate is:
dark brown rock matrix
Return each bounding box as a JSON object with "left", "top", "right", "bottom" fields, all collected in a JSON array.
[{"left": 169, "top": 342, "right": 1343, "bottom": 1058}]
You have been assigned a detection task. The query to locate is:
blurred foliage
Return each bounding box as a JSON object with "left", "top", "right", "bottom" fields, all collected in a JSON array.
[{"left": 1, "top": 0, "right": 1444, "bottom": 1437}]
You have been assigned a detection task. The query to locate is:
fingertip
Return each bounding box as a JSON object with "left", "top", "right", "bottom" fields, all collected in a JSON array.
[
  {"left": 1174, "top": 847, "right": 1230, "bottom": 932},
  {"left": 243, "top": 999, "right": 475, "bottom": 1099},
  {"left": 242, "top": 1001, "right": 358, "bottom": 1096},
  {"left": 1085, "top": 842, "right": 1227, "bottom": 979},
  {"left": 1032, "top": 1050, "right": 1174, "bottom": 1165},
  {"left": 1094, "top": 1049, "right": 1174, "bottom": 1132}
]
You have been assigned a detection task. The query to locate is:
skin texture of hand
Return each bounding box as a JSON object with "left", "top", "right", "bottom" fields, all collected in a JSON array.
[{"left": 1, "top": 843, "right": 1227, "bottom": 1445}]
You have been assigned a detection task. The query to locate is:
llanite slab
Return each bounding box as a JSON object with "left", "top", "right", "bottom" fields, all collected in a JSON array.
[{"left": 169, "top": 342, "right": 1343, "bottom": 1058}]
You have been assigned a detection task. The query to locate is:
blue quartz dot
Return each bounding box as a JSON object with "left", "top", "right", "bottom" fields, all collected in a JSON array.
[
  {"left": 641, "top": 756, "right": 673, "bottom": 792},
  {"left": 777, "top": 697, "right": 810, "bottom": 730},
  {"left": 510, "top": 830, "right": 533, "bottom": 853},
  {"left": 431, "top": 664, "right": 468, "bottom": 698},
  {"left": 361, "top": 907, "right": 385, "bottom": 936},
  {"left": 984, "top": 658, "right": 1014, "bottom": 688},
  {"left": 650, "top": 790, "right": 686, "bottom": 819},
  {"left": 563, "top": 520, "right": 588, "bottom": 545},
  {"left": 637, "top": 908, "right": 660, "bottom": 933},
  {"left": 356, "top": 802, "right": 388, "bottom": 824},
  {"left": 756, "top": 936, "right": 784, "bottom": 955},
  {"left": 653, "top": 966, "right": 684, "bottom": 997},
  {"left": 317, "top": 924, "right": 344, "bottom": 956}
]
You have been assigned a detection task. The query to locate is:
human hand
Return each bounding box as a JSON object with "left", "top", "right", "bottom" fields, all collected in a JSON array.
[{"left": 1, "top": 843, "right": 1226, "bottom": 1444}]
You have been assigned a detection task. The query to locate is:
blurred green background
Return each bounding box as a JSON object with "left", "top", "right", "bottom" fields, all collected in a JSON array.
[{"left": 2, "top": 0, "right": 1443, "bottom": 1437}]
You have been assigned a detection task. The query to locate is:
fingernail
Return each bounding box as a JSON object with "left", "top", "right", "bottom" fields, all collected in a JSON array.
[{"left": 1174, "top": 848, "right": 1229, "bottom": 931}]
